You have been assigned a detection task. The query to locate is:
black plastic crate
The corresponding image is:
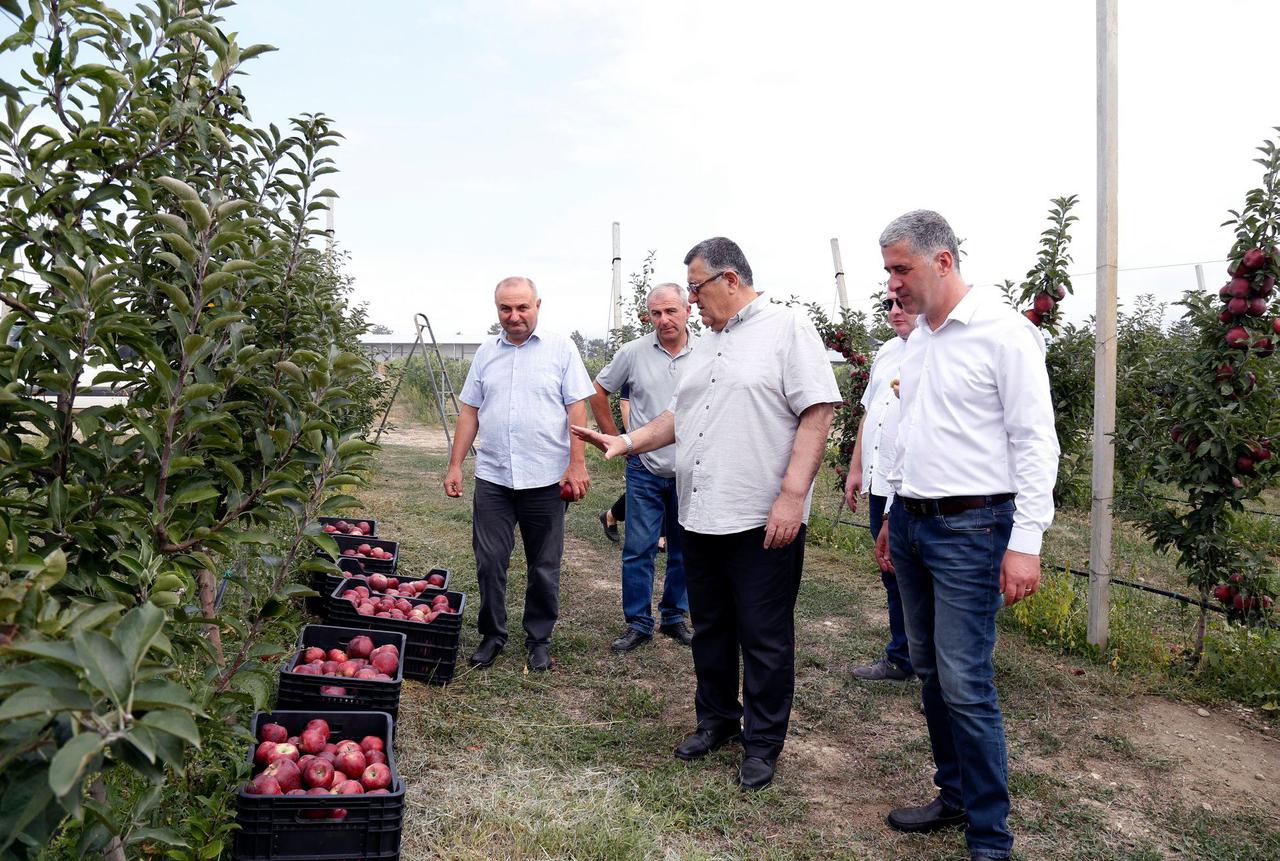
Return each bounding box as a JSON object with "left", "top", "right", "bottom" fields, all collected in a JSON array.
[
  {"left": 317, "top": 515, "right": 378, "bottom": 538},
  {"left": 305, "top": 558, "right": 381, "bottom": 615},
  {"left": 234, "top": 710, "right": 403, "bottom": 860},
  {"left": 276, "top": 625, "right": 406, "bottom": 721},
  {"left": 325, "top": 578, "right": 466, "bottom": 685},
  {"left": 326, "top": 535, "right": 398, "bottom": 574}
]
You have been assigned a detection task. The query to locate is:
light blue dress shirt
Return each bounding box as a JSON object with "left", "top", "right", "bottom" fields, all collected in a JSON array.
[{"left": 459, "top": 328, "right": 595, "bottom": 490}]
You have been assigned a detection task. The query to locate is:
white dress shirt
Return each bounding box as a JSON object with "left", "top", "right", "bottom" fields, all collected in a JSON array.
[
  {"left": 670, "top": 296, "right": 842, "bottom": 535},
  {"left": 859, "top": 335, "right": 909, "bottom": 508},
  {"left": 459, "top": 328, "right": 595, "bottom": 490},
  {"left": 886, "top": 286, "right": 1059, "bottom": 555}
]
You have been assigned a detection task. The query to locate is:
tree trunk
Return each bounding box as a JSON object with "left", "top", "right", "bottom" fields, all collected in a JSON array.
[
  {"left": 197, "top": 568, "right": 224, "bottom": 665},
  {"left": 1191, "top": 584, "right": 1210, "bottom": 666},
  {"left": 90, "top": 778, "right": 127, "bottom": 861}
]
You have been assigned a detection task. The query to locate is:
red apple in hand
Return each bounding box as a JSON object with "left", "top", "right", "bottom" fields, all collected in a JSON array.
[{"left": 560, "top": 482, "right": 577, "bottom": 502}]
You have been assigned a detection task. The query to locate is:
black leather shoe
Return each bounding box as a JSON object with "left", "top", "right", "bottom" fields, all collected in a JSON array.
[
  {"left": 674, "top": 724, "right": 741, "bottom": 761},
  {"left": 737, "top": 755, "right": 776, "bottom": 790},
  {"left": 659, "top": 620, "right": 694, "bottom": 646},
  {"left": 611, "top": 628, "right": 651, "bottom": 652},
  {"left": 885, "top": 796, "right": 968, "bottom": 833},
  {"left": 469, "top": 636, "right": 504, "bottom": 668},
  {"left": 598, "top": 511, "right": 620, "bottom": 543},
  {"left": 527, "top": 643, "right": 551, "bottom": 672}
]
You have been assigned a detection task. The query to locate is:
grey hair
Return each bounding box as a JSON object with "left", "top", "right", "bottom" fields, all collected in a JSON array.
[
  {"left": 647, "top": 282, "right": 687, "bottom": 305},
  {"left": 878, "top": 210, "right": 961, "bottom": 271},
  {"left": 683, "top": 237, "right": 753, "bottom": 286},
  {"left": 494, "top": 276, "right": 538, "bottom": 299}
]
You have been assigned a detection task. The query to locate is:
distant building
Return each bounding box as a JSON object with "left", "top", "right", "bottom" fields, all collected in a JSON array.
[{"left": 357, "top": 333, "right": 486, "bottom": 363}]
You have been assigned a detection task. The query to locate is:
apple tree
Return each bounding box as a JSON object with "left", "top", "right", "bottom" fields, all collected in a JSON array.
[
  {"left": 1116, "top": 132, "right": 1280, "bottom": 662},
  {"left": 0, "top": 1, "right": 378, "bottom": 855}
]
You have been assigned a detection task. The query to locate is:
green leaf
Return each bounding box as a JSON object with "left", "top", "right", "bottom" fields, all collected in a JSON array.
[
  {"left": 172, "top": 482, "right": 220, "bottom": 506},
  {"left": 73, "top": 630, "right": 132, "bottom": 708},
  {"left": 48, "top": 731, "right": 105, "bottom": 798},
  {"left": 139, "top": 709, "right": 201, "bottom": 747},
  {"left": 0, "top": 686, "right": 92, "bottom": 720},
  {"left": 112, "top": 602, "right": 165, "bottom": 672},
  {"left": 132, "top": 678, "right": 197, "bottom": 712},
  {"left": 154, "top": 175, "right": 199, "bottom": 202}
]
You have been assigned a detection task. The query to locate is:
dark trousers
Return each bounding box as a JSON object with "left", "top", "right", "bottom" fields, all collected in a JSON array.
[
  {"left": 869, "top": 494, "right": 913, "bottom": 673},
  {"left": 683, "top": 525, "right": 805, "bottom": 760},
  {"left": 472, "top": 478, "right": 564, "bottom": 648}
]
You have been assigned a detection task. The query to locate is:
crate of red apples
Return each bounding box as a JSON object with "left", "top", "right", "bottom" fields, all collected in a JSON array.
[
  {"left": 324, "top": 576, "right": 466, "bottom": 685},
  {"left": 317, "top": 516, "right": 378, "bottom": 537},
  {"left": 234, "top": 710, "right": 403, "bottom": 860},
  {"left": 276, "top": 625, "right": 406, "bottom": 721}
]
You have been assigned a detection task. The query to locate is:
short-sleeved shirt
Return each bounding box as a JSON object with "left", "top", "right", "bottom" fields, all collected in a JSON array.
[
  {"left": 859, "top": 336, "right": 909, "bottom": 506},
  {"left": 595, "top": 330, "right": 695, "bottom": 478},
  {"left": 671, "top": 296, "right": 842, "bottom": 534},
  {"left": 459, "top": 328, "right": 595, "bottom": 490}
]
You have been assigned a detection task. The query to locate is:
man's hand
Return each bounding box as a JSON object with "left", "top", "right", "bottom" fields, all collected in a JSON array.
[
  {"left": 443, "top": 465, "right": 464, "bottom": 498},
  {"left": 569, "top": 425, "right": 627, "bottom": 460},
  {"left": 764, "top": 490, "right": 804, "bottom": 549},
  {"left": 874, "top": 520, "right": 894, "bottom": 573},
  {"left": 999, "top": 549, "right": 1041, "bottom": 606},
  {"left": 561, "top": 461, "right": 591, "bottom": 501},
  {"left": 844, "top": 470, "right": 863, "bottom": 512}
]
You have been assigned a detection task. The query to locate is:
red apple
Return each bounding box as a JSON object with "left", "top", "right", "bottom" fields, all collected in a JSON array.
[
  {"left": 365, "top": 749, "right": 387, "bottom": 765},
  {"left": 303, "top": 757, "right": 335, "bottom": 789},
  {"left": 335, "top": 779, "right": 365, "bottom": 795},
  {"left": 368, "top": 573, "right": 388, "bottom": 592},
  {"left": 300, "top": 729, "right": 327, "bottom": 755},
  {"left": 1225, "top": 326, "right": 1250, "bottom": 348},
  {"left": 265, "top": 742, "right": 300, "bottom": 764},
  {"left": 559, "top": 482, "right": 576, "bottom": 502},
  {"left": 319, "top": 685, "right": 348, "bottom": 696},
  {"left": 327, "top": 648, "right": 347, "bottom": 663},
  {"left": 323, "top": 523, "right": 337, "bottom": 534},
  {"left": 1248, "top": 296, "right": 1268, "bottom": 316},
  {"left": 1214, "top": 362, "right": 1235, "bottom": 381},
  {"left": 1213, "top": 584, "right": 1233, "bottom": 604},
  {"left": 355, "top": 667, "right": 379, "bottom": 679},
  {"left": 359, "top": 735, "right": 384, "bottom": 754},
  {"left": 1255, "top": 337, "right": 1276, "bottom": 358},
  {"left": 347, "top": 635, "right": 374, "bottom": 659},
  {"left": 331, "top": 807, "right": 348, "bottom": 821},
  {"left": 302, "top": 647, "right": 327, "bottom": 664},
  {"left": 359, "top": 522, "right": 372, "bottom": 532},
  {"left": 1033, "top": 292, "right": 1055, "bottom": 314},
  {"left": 246, "top": 774, "right": 282, "bottom": 796},
  {"left": 361, "top": 762, "right": 393, "bottom": 792},
  {"left": 258, "top": 722, "right": 288, "bottom": 744},
  {"left": 342, "top": 549, "right": 357, "bottom": 557},
  {"left": 292, "top": 664, "right": 319, "bottom": 675},
  {"left": 427, "top": 574, "right": 445, "bottom": 587},
  {"left": 1227, "top": 297, "right": 1248, "bottom": 315},
  {"left": 254, "top": 741, "right": 277, "bottom": 768},
  {"left": 263, "top": 758, "right": 301, "bottom": 792},
  {"left": 305, "top": 719, "right": 330, "bottom": 737},
  {"left": 335, "top": 748, "right": 368, "bottom": 779},
  {"left": 1242, "top": 248, "right": 1267, "bottom": 271},
  {"left": 1229, "top": 277, "right": 1251, "bottom": 298},
  {"left": 371, "top": 652, "right": 398, "bottom": 675}
]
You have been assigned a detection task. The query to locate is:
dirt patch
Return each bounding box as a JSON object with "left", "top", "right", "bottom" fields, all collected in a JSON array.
[
  {"left": 375, "top": 403, "right": 452, "bottom": 454},
  {"left": 1133, "top": 698, "right": 1280, "bottom": 811}
]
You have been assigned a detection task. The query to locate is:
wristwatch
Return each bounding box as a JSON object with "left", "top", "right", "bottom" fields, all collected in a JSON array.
[{"left": 620, "top": 433, "right": 634, "bottom": 455}]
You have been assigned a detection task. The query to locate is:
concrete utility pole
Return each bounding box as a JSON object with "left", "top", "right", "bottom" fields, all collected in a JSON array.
[
  {"left": 830, "top": 238, "right": 850, "bottom": 310},
  {"left": 610, "top": 222, "right": 622, "bottom": 331},
  {"left": 1089, "top": 0, "right": 1118, "bottom": 648}
]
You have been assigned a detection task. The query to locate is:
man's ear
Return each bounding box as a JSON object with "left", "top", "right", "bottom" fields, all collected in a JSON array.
[{"left": 935, "top": 249, "right": 955, "bottom": 277}]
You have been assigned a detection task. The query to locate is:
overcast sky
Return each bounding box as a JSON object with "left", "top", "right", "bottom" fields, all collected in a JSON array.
[{"left": 207, "top": 2, "right": 1278, "bottom": 335}]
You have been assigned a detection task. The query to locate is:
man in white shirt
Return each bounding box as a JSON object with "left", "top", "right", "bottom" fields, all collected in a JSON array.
[
  {"left": 873, "top": 211, "right": 1059, "bottom": 861},
  {"left": 844, "top": 289, "right": 918, "bottom": 682},
  {"left": 571, "top": 237, "right": 841, "bottom": 791},
  {"left": 444, "top": 277, "right": 595, "bottom": 673}
]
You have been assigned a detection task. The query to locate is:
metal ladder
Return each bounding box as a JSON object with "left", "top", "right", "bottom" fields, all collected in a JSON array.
[{"left": 373, "top": 313, "right": 473, "bottom": 459}]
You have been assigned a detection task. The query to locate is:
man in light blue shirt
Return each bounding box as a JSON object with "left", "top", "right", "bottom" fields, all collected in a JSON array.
[{"left": 445, "top": 276, "right": 595, "bottom": 672}]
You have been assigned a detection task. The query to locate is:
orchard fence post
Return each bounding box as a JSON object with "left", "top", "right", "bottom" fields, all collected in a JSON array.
[
  {"left": 1089, "top": 0, "right": 1119, "bottom": 648},
  {"left": 611, "top": 222, "right": 623, "bottom": 331},
  {"left": 830, "top": 238, "right": 850, "bottom": 310}
]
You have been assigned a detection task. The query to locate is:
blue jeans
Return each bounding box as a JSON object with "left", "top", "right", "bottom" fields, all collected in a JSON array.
[
  {"left": 869, "top": 494, "right": 913, "bottom": 674},
  {"left": 621, "top": 457, "right": 687, "bottom": 635},
  {"left": 889, "top": 499, "right": 1016, "bottom": 860}
]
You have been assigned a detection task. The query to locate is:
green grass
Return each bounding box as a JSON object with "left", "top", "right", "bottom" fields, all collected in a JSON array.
[{"left": 345, "top": 438, "right": 1280, "bottom": 860}]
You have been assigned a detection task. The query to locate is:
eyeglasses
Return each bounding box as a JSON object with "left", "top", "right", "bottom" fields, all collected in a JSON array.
[
  {"left": 687, "top": 272, "right": 726, "bottom": 296},
  {"left": 880, "top": 297, "right": 904, "bottom": 311}
]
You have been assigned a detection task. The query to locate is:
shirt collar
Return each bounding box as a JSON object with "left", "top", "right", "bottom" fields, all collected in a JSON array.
[
  {"left": 724, "top": 292, "right": 768, "bottom": 330},
  {"left": 649, "top": 328, "right": 694, "bottom": 357},
  {"left": 497, "top": 328, "right": 541, "bottom": 347},
  {"left": 916, "top": 285, "right": 980, "bottom": 334}
]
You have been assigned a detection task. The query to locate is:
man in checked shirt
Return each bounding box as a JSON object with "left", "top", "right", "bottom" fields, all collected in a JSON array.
[
  {"left": 572, "top": 237, "right": 840, "bottom": 791},
  {"left": 873, "top": 211, "right": 1059, "bottom": 861}
]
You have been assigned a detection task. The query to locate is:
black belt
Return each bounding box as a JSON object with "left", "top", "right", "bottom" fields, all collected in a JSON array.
[{"left": 896, "top": 493, "right": 1015, "bottom": 516}]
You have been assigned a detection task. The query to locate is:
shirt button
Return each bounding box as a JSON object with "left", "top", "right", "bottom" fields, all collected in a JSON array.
[
  {"left": 699, "top": 433, "right": 703, "bottom": 437},
  {"left": 695, "top": 460, "right": 700, "bottom": 465},
  {"left": 717, "top": 352, "right": 722, "bottom": 356},
  {"left": 692, "top": 488, "right": 697, "bottom": 492}
]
